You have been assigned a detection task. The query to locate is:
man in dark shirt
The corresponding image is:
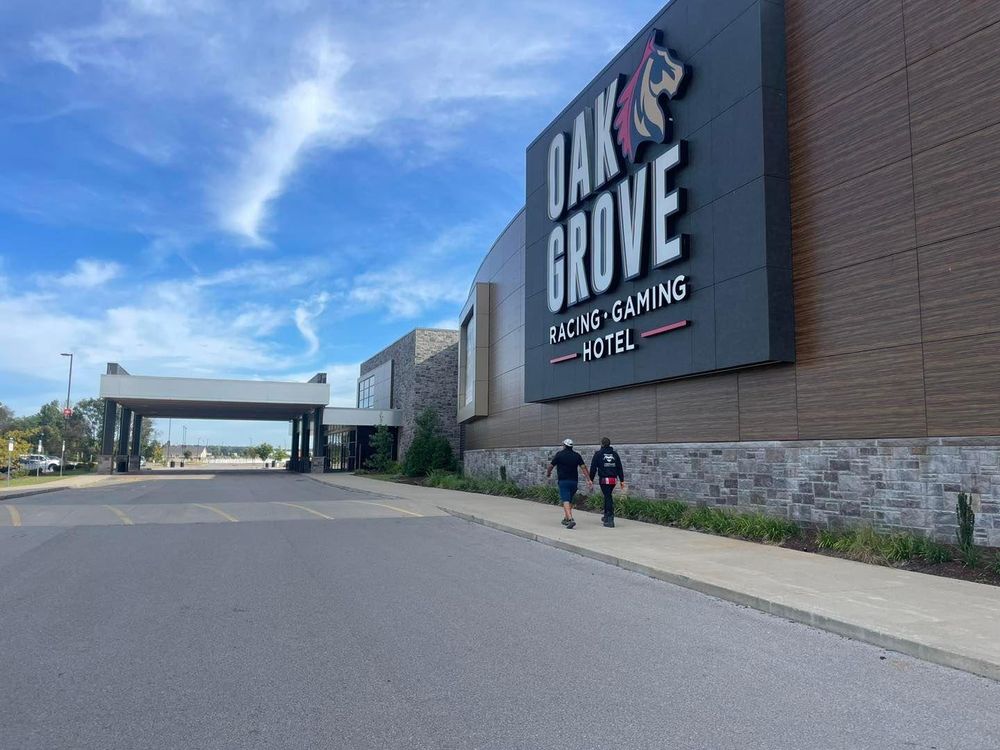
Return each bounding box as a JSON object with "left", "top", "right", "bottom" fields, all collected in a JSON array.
[
  {"left": 546, "top": 438, "right": 592, "bottom": 529},
  {"left": 589, "top": 437, "right": 626, "bottom": 528}
]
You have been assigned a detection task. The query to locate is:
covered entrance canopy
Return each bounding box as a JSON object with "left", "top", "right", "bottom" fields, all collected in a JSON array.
[{"left": 97, "top": 363, "right": 330, "bottom": 473}]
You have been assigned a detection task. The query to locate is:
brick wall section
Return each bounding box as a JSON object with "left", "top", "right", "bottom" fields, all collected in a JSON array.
[
  {"left": 360, "top": 329, "right": 459, "bottom": 458},
  {"left": 463, "top": 438, "right": 1000, "bottom": 546}
]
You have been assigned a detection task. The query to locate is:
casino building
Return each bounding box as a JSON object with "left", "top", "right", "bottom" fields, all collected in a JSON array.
[{"left": 444, "top": 0, "right": 1000, "bottom": 547}]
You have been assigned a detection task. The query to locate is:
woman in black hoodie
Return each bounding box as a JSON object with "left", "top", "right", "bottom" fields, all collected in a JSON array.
[{"left": 590, "top": 437, "right": 626, "bottom": 528}]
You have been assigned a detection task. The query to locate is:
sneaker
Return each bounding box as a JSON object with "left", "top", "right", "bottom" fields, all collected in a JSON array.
[
  {"left": 565, "top": 519, "right": 576, "bottom": 529},
  {"left": 561, "top": 518, "right": 571, "bottom": 526},
  {"left": 603, "top": 519, "right": 615, "bottom": 528}
]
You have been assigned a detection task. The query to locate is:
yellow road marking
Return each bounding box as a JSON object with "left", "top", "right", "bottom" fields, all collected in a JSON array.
[
  {"left": 192, "top": 503, "right": 239, "bottom": 522},
  {"left": 274, "top": 502, "right": 335, "bottom": 520},
  {"left": 5, "top": 504, "right": 21, "bottom": 527},
  {"left": 346, "top": 500, "right": 422, "bottom": 518},
  {"left": 103, "top": 505, "right": 134, "bottom": 525}
]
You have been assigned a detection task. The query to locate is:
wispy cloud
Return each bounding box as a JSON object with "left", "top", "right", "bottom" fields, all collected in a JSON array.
[
  {"left": 54, "top": 258, "right": 123, "bottom": 288},
  {"left": 344, "top": 223, "right": 486, "bottom": 318},
  {"left": 215, "top": 36, "right": 370, "bottom": 245},
  {"left": 293, "top": 291, "right": 331, "bottom": 356},
  {"left": 426, "top": 317, "right": 460, "bottom": 331},
  {"left": 192, "top": 257, "right": 331, "bottom": 291},
  {"left": 21, "top": 1, "right": 644, "bottom": 245},
  {"left": 0, "top": 277, "right": 306, "bottom": 388}
]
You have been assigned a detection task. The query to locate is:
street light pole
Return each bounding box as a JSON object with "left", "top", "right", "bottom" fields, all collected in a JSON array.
[{"left": 60, "top": 353, "right": 73, "bottom": 477}]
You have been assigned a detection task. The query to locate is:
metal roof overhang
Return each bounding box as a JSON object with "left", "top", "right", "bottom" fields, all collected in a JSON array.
[{"left": 100, "top": 374, "right": 330, "bottom": 421}]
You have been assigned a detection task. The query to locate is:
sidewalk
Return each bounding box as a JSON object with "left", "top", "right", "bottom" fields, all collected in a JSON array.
[
  {"left": 308, "top": 472, "right": 1000, "bottom": 682},
  {"left": 0, "top": 473, "right": 122, "bottom": 501}
]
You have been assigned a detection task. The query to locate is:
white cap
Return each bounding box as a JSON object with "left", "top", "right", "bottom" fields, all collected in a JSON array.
[{"left": 562, "top": 438, "right": 574, "bottom": 446}]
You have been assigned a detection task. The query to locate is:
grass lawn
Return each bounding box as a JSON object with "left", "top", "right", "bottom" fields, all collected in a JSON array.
[{"left": 1, "top": 470, "right": 94, "bottom": 489}]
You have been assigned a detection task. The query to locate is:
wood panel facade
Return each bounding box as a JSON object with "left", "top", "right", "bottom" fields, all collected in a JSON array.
[{"left": 464, "top": 0, "right": 1000, "bottom": 451}]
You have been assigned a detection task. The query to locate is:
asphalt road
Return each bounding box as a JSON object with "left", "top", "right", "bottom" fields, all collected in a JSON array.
[{"left": 1, "top": 473, "right": 996, "bottom": 749}]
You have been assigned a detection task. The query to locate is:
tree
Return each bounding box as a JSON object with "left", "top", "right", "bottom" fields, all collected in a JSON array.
[
  {"left": 183, "top": 450, "right": 193, "bottom": 460},
  {"left": 402, "top": 408, "right": 455, "bottom": 477},
  {"left": 64, "top": 397, "right": 103, "bottom": 459},
  {"left": 367, "top": 421, "right": 395, "bottom": 473},
  {"left": 148, "top": 439, "right": 165, "bottom": 464},
  {"left": 1, "top": 430, "right": 33, "bottom": 475},
  {"left": 273, "top": 447, "right": 289, "bottom": 462},
  {"left": 0, "top": 402, "right": 14, "bottom": 434},
  {"left": 253, "top": 443, "right": 274, "bottom": 465},
  {"left": 139, "top": 420, "right": 158, "bottom": 458}
]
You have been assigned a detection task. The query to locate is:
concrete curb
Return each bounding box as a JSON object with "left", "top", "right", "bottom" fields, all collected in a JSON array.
[
  {"left": 442, "top": 507, "right": 1000, "bottom": 683},
  {"left": 0, "top": 485, "right": 69, "bottom": 501},
  {"left": 0, "top": 475, "right": 121, "bottom": 502}
]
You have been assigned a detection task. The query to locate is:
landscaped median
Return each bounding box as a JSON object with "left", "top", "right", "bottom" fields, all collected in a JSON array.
[{"left": 373, "top": 469, "right": 1000, "bottom": 587}]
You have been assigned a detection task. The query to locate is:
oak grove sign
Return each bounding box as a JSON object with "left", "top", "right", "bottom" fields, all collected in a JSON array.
[{"left": 523, "top": 0, "right": 795, "bottom": 403}]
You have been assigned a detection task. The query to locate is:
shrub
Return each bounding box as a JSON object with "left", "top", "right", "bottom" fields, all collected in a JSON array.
[
  {"left": 426, "top": 469, "right": 465, "bottom": 490},
  {"left": 956, "top": 492, "right": 976, "bottom": 553},
  {"left": 816, "top": 526, "right": 954, "bottom": 566},
  {"left": 402, "top": 408, "right": 456, "bottom": 477},
  {"left": 426, "top": 470, "right": 522, "bottom": 498},
  {"left": 366, "top": 422, "right": 395, "bottom": 473},
  {"left": 525, "top": 484, "right": 561, "bottom": 505},
  {"left": 914, "top": 536, "right": 952, "bottom": 564},
  {"left": 960, "top": 545, "right": 981, "bottom": 569},
  {"left": 987, "top": 554, "right": 1000, "bottom": 577}
]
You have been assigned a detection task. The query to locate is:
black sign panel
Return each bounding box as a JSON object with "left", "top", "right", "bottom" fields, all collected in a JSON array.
[{"left": 524, "top": 0, "right": 794, "bottom": 403}]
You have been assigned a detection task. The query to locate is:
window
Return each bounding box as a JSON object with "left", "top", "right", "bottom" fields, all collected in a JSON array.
[
  {"left": 358, "top": 375, "right": 376, "bottom": 409},
  {"left": 463, "top": 314, "right": 476, "bottom": 406}
]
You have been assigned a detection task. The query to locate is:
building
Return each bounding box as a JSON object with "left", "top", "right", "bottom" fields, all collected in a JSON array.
[
  {"left": 165, "top": 445, "right": 210, "bottom": 461},
  {"left": 324, "top": 329, "right": 459, "bottom": 471},
  {"left": 98, "top": 1, "right": 999, "bottom": 548},
  {"left": 447, "top": 0, "right": 1000, "bottom": 547}
]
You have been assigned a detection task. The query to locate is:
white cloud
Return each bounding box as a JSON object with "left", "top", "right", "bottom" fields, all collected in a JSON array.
[
  {"left": 426, "top": 316, "right": 461, "bottom": 331},
  {"left": 0, "top": 277, "right": 301, "bottom": 395},
  {"left": 324, "top": 362, "right": 361, "bottom": 407},
  {"left": 54, "top": 258, "right": 124, "bottom": 288},
  {"left": 269, "top": 361, "right": 361, "bottom": 408},
  {"left": 345, "top": 223, "right": 484, "bottom": 318},
  {"left": 24, "top": 1, "right": 643, "bottom": 244},
  {"left": 192, "top": 257, "right": 331, "bottom": 291},
  {"left": 215, "top": 36, "right": 371, "bottom": 245},
  {"left": 293, "top": 291, "right": 331, "bottom": 356}
]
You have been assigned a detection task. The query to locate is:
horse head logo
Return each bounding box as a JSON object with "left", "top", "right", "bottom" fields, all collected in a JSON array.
[{"left": 613, "top": 30, "right": 688, "bottom": 163}]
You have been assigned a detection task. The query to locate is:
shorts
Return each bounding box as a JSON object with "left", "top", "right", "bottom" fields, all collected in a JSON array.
[{"left": 558, "top": 479, "right": 579, "bottom": 503}]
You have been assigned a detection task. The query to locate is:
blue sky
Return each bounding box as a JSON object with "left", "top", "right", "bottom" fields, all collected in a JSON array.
[{"left": 0, "top": 0, "right": 662, "bottom": 446}]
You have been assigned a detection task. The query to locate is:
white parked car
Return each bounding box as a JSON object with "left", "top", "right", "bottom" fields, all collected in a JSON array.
[{"left": 20, "top": 454, "right": 57, "bottom": 472}]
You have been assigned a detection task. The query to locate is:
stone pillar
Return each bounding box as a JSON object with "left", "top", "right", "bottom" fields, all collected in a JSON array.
[
  {"left": 128, "top": 415, "right": 143, "bottom": 472},
  {"left": 300, "top": 412, "right": 312, "bottom": 472},
  {"left": 116, "top": 407, "right": 132, "bottom": 473},
  {"left": 289, "top": 419, "right": 300, "bottom": 470},
  {"left": 97, "top": 399, "right": 118, "bottom": 474},
  {"left": 311, "top": 406, "right": 326, "bottom": 473}
]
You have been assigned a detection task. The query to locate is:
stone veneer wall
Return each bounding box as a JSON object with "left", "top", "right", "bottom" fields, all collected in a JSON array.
[
  {"left": 361, "top": 332, "right": 416, "bottom": 453},
  {"left": 360, "top": 329, "right": 459, "bottom": 459},
  {"left": 463, "top": 438, "right": 1000, "bottom": 546},
  {"left": 413, "top": 329, "right": 460, "bottom": 456}
]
